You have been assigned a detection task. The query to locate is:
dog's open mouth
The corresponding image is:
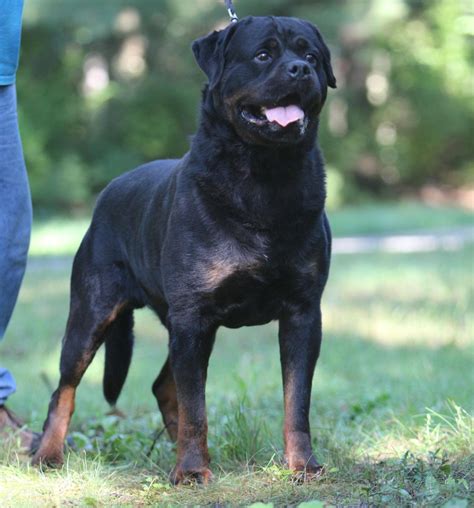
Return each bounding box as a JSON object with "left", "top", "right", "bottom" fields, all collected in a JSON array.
[{"left": 240, "top": 94, "right": 307, "bottom": 129}]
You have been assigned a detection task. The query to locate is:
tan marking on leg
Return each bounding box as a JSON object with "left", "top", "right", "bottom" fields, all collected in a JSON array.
[
  {"left": 32, "top": 386, "right": 76, "bottom": 466},
  {"left": 283, "top": 374, "right": 322, "bottom": 479},
  {"left": 170, "top": 406, "right": 212, "bottom": 485},
  {"left": 98, "top": 302, "right": 128, "bottom": 332},
  {"left": 155, "top": 375, "right": 178, "bottom": 442}
]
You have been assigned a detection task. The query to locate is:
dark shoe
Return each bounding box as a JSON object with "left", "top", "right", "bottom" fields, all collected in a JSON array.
[{"left": 0, "top": 405, "right": 41, "bottom": 455}]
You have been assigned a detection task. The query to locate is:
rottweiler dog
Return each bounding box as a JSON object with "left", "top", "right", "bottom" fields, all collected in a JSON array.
[{"left": 32, "top": 16, "right": 336, "bottom": 484}]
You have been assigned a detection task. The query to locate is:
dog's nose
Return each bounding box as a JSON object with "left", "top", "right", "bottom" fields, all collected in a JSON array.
[{"left": 287, "top": 61, "right": 311, "bottom": 79}]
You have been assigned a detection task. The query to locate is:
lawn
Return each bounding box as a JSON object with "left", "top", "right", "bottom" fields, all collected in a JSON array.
[
  {"left": 29, "top": 200, "right": 473, "bottom": 256},
  {"left": 0, "top": 203, "right": 472, "bottom": 506}
]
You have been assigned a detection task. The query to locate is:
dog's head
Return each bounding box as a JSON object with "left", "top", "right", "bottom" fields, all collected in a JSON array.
[{"left": 193, "top": 16, "right": 336, "bottom": 146}]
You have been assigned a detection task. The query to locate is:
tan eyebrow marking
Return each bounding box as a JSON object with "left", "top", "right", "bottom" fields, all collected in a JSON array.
[
  {"left": 296, "top": 37, "right": 309, "bottom": 49},
  {"left": 268, "top": 38, "right": 279, "bottom": 49}
]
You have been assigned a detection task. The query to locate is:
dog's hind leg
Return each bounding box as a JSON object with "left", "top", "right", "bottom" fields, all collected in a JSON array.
[
  {"left": 32, "top": 255, "right": 131, "bottom": 467},
  {"left": 152, "top": 356, "right": 178, "bottom": 441}
]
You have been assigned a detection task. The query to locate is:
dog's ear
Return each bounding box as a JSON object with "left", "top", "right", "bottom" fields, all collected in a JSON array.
[
  {"left": 192, "top": 24, "right": 237, "bottom": 90},
  {"left": 306, "top": 22, "right": 337, "bottom": 89}
]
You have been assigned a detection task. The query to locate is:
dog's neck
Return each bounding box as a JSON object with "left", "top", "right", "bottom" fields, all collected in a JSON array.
[{"left": 188, "top": 92, "right": 327, "bottom": 232}]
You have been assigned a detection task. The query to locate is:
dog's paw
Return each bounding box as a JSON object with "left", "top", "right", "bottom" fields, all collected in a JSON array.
[
  {"left": 31, "top": 448, "right": 64, "bottom": 468},
  {"left": 169, "top": 465, "right": 213, "bottom": 485},
  {"left": 106, "top": 406, "right": 127, "bottom": 419},
  {"left": 291, "top": 462, "right": 325, "bottom": 483},
  {"left": 287, "top": 454, "right": 324, "bottom": 483}
]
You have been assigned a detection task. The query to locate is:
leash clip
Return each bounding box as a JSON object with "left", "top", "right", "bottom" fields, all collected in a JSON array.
[{"left": 225, "top": 0, "right": 239, "bottom": 23}]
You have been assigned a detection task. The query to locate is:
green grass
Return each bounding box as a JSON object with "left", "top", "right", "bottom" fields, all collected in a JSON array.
[
  {"left": 1, "top": 206, "right": 473, "bottom": 506},
  {"left": 30, "top": 216, "right": 91, "bottom": 256},
  {"left": 29, "top": 201, "right": 473, "bottom": 256},
  {"left": 327, "top": 201, "right": 472, "bottom": 237}
]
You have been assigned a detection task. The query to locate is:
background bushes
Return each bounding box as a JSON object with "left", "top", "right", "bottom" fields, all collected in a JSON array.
[{"left": 18, "top": 0, "right": 473, "bottom": 211}]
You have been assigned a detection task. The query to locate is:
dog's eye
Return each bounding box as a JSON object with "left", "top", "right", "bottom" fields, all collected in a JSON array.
[
  {"left": 305, "top": 53, "right": 318, "bottom": 65},
  {"left": 255, "top": 51, "right": 272, "bottom": 63}
]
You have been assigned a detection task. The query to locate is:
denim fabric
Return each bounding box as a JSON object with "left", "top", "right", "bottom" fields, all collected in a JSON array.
[
  {"left": 0, "top": 0, "right": 25, "bottom": 85},
  {"left": 0, "top": 367, "right": 16, "bottom": 405},
  {"left": 0, "top": 84, "right": 31, "bottom": 404}
]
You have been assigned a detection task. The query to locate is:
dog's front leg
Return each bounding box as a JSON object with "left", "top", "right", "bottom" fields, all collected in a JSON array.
[
  {"left": 168, "top": 316, "right": 216, "bottom": 485},
  {"left": 278, "top": 302, "right": 324, "bottom": 479}
]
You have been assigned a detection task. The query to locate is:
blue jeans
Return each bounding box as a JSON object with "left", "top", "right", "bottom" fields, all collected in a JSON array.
[{"left": 0, "top": 84, "right": 32, "bottom": 405}]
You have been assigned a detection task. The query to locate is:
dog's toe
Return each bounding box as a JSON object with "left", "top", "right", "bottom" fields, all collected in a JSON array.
[
  {"left": 31, "top": 447, "right": 64, "bottom": 468},
  {"left": 291, "top": 463, "right": 324, "bottom": 483},
  {"left": 170, "top": 465, "right": 213, "bottom": 486}
]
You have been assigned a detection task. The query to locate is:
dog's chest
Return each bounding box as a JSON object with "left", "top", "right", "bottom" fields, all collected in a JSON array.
[{"left": 197, "top": 240, "right": 315, "bottom": 328}]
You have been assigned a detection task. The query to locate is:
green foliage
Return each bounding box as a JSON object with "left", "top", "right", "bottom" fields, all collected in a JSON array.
[
  {"left": 217, "top": 397, "right": 271, "bottom": 464},
  {"left": 346, "top": 392, "right": 390, "bottom": 421},
  {"left": 15, "top": 0, "right": 472, "bottom": 210}
]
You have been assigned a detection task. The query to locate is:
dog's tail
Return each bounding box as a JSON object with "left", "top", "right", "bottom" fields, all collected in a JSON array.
[{"left": 102, "top": 310, "right": 134, "bottom": 407}]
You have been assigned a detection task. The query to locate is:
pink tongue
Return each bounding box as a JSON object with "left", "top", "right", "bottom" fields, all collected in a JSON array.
[{"left": 264, "top": 105, "right": 304, "bottom": 127}]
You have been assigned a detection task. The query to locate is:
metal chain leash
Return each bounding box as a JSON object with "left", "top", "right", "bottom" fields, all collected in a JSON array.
[{"left": 224, "top": 0, "right": 239, "bottom": 23}]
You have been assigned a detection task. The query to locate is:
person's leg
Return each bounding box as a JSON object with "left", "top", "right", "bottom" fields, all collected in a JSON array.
[
  {"left": 0, "top": 84, "right": 36, "bottom": 451},
  {"left": 0, "top": 368, "right": 16, "bottom": 406},
  {"left": 0, "top": 84, "right": 32, "bottom": 343}
]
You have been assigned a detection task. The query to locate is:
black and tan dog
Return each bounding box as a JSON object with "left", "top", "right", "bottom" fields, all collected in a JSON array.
[{"left": 32, "top": 16, "right": 336, "bottom": 484}]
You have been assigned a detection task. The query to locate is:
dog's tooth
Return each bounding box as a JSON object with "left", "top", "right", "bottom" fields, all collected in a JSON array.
[{"left": 298, "top": 116, "right": 308, "bottom": 134}]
